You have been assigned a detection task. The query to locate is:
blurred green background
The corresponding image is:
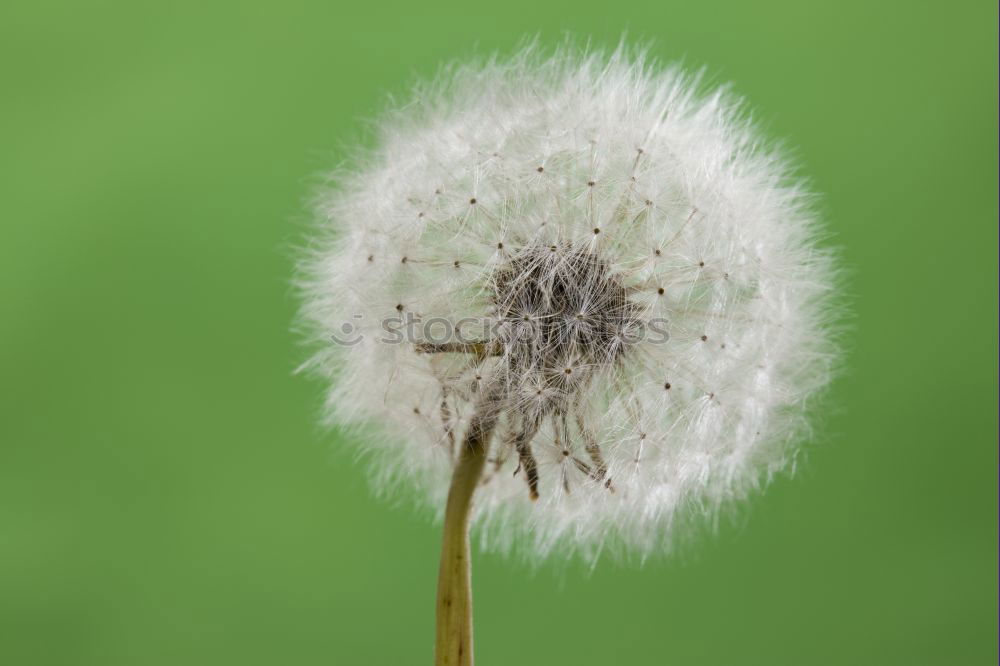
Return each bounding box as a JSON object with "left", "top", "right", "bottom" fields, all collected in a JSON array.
[{"left": 2, "top": 1, "right": 996, "bottom": 664}]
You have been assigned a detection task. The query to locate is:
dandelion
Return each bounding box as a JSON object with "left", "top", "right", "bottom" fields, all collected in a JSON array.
[{"left": 300, "top": 44, "right": 837, "bottom": 665}]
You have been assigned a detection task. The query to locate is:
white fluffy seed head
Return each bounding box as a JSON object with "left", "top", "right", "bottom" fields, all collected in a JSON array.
[{"left": 299, "top": 45, "right": 838, "bottom": 561}]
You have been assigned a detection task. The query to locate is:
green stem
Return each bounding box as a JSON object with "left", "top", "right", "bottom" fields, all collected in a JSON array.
[{"left": 434, "top": 413, "right": 494, "bottom": 666}]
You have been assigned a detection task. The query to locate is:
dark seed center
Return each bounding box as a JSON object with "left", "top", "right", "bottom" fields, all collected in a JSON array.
[{"left": 489, "top": 242, "right": 639, "bottom": 405}]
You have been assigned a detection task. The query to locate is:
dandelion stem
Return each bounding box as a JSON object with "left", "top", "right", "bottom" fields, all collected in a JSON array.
[{"left": 435, "top": 410, "right": 496, "bottom": 666}]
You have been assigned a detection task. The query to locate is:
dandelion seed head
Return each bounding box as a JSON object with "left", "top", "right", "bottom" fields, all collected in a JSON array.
[{"left": 299, "top": 45, "right": 838, "bottom": 561}]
